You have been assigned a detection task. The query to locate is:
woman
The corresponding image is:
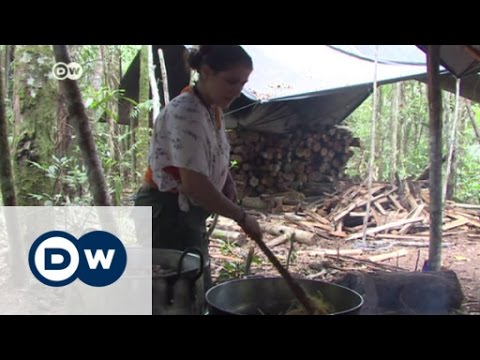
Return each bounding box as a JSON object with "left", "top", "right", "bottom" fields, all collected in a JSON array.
[{"left": 135, "top": 45, "right": 263, "bottom": 290}]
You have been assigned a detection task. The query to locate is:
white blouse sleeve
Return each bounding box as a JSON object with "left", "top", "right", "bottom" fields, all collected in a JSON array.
[{"left": 150, "top": 98, "right": 209, "bottom": 180}]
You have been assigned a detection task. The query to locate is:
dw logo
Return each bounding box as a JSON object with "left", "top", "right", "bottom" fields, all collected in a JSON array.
[{"left": 29, "top": 230, "right": 127, "bottom": 287}]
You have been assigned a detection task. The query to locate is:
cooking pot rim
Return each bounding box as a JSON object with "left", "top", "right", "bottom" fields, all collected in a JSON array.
[{"left": 206, "top": 277, "right": 364, "bottom": 315}]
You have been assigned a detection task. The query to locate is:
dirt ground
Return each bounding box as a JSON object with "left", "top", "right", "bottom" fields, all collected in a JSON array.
[{"left": 209, "top": 216, "right": 480, "bottom": 315}]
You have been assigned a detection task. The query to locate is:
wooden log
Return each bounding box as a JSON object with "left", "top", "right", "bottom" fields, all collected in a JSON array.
[
  {"left": 266, "top": 232, "right": 292, "bottom": 248},
  {"left": 336, "top": 270, "right": 464, "bottom": 315},
  {"left": 211, "top": 229, "right": 246, "bottom": 243},
  {"left": 260, "top": 223, "right": 315, "bottom": 245}
]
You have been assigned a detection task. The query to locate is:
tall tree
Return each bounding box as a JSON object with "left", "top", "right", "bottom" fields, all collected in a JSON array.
[
  {"left": 12, "top": 45, "right": 58, "bottom": 205},
  {"left": 0, "top": 51, "right": 27, "bottom": 286},
  {"left": 444, "top": 79, "right": 461, "bottom": 201},
  {"left": 390, "top": 83, "right": 401, "bottom": 181},
  {"left": 0, "top": 53, "right": 16, "bottom": 205},
  {"left": 135, "top": 45, "right": 151, "bottom": 185},
  {"left": 52, "top": 45, "right": 111, "bottom": 206}
]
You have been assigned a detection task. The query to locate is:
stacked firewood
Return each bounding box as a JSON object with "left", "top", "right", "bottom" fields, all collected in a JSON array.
[{"left": 227, "top": 126, "right": 360, "bottom": 197}]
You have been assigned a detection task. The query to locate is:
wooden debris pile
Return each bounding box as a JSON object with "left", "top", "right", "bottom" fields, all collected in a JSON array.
[
  {"left": 207, "top": 181, "right": 480, "bottom": 282},
  {"left": 312, "top": 181, "right": 480, "bottom": 244}
]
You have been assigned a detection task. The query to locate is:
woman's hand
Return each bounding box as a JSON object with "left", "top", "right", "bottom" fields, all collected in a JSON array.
[{"left": 236, "top": 209, "right": 263, "bottom": 243}]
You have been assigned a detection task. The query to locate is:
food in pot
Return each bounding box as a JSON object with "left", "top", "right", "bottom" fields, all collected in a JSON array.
[{"left": 284, "top": 291, "right": 334, "bottom": 315}]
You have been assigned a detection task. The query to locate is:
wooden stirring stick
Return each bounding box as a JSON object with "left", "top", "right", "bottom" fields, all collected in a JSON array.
[{"left": 252, "top": 236, "right": 316, "bottom": 315}]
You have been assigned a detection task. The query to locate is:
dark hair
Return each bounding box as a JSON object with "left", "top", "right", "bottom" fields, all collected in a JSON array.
[{"left": 188, "top": 45, "right": 253, "bottom": 73}]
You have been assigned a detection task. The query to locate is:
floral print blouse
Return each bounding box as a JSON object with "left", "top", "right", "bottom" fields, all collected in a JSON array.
[{"left": 148, "top": 92, "right": 231, "bottom": 211}]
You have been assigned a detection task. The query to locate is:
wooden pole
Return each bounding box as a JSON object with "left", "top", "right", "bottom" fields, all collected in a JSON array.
[
  {"left": 426, "top": 45, "right": 443, "bottom": 271},
  {"left": 361, "top": 45, "right": 379, "bottom": 244}
]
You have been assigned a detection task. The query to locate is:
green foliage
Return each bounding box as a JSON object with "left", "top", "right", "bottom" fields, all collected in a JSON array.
[
  {"left": 217, "top": 240, "right": 262, "bottom": 282},
  {"left": 27, "top": 155, "right": 90, "bottom": 205},
  {"left": 230, "top": 159, "right": 239, "bottom": 169},
  {"left": 345, "top": 80, "right": 479, "bottom": 203}
]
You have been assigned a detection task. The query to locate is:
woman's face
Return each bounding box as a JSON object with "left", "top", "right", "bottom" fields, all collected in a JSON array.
[{"left": 202, "top": 64, "right": 252, "bottom": 109}]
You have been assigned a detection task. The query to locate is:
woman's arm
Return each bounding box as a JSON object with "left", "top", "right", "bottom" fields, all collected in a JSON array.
[
  {"left": 179, "top": 168, "right": 242, "bottom": 221},
  {"left": 179, "top": 167, "right": 262, "bottom": 241}
]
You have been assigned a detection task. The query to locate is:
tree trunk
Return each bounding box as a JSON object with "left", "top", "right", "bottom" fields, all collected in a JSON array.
[
  {"left": 52, "top": 45, "right": 111, "bottom": 206},
  {"left": 0, "top": 52, "right": 27, "bottom": 286},
  {"left": 465, "top": 100, "right": 480, "bottom": 145},
  {"left": 374, "top": 86, "right": 383, "bottom": 180},
  {"left": 398, "top": 83, "right": 406, "bottom": 174},
  {"left": 135, "top": 45, "right": 151, "bottom": 186},
  {"left": 426, "top": 45, "right": 443, "bottom": 272},
  {"left": 450, "top": 100, "right": 467, "bottom": 200},
  {"left": 12, "top": 45, "right": 57, "bottom": 205},
  {"left": 390, "top": 83, "right": 401, "bottom": 182},
  {"left": 100, "top": 46, "right": 119, "bottom": 177},
  {"left": 0, "top": 56, "right": 16, "bottom": 206},
  {"left": 444, "top": 79, "right": 461, "bottom": 201}
]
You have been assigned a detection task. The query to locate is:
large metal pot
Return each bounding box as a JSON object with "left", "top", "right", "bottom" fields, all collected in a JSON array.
[
  {"left": 206, "top": 277, "right": 363, "bottom": 315},
  {"left": 152, "top": 248, "right": 209, "bottom": 315}
]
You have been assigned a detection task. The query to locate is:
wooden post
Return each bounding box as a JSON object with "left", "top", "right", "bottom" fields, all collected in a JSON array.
[{"left": 426, "top": 45, "right": 443, "bottom": 271}]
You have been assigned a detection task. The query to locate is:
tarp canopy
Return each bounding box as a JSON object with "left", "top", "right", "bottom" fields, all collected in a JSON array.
[
  {"left": 117, "top": 45, "right": 480, "bottom": 133},
  {"left": 224, "top": 45, "right": 429, "bottom": 132},
  {"left": 238, "top": 45, "right": 429, "bottom": 102}
]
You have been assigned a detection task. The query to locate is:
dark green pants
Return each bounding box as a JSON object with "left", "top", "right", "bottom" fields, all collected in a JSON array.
[{"left": 134, "top": 187, "right": 212, "bottom": 290}]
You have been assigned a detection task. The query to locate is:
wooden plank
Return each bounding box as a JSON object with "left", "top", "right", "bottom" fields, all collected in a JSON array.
[
  {"left": 442, "top": 218, "right": 469, "bottom": 231},
  {"left": 298, "top": 249, "right": 363, "bottom": 256},
  {"left": 305, "top": 210, "right": 331, "bottom": 225},
  {"left": 346, "top": 217, "right": 423, "bottom": 241},
  {"left": 332, "top": 186, "right": 398, "bottom": 223},
  {"left": 406, "top": 193, "right": 418, "bottom": 210},
  {"left": 284, "top": 214, "right": 317, "bottom": 232},
  {"left": 449, "top": 202, "right": 480, "bottom": 210},
  {"left": 350, "top": 211, "right": 367, "bottom": 217},
  {"left": 373, "top": 201, "right": 388, "bottom": 215},
  {"left": 335, "top": 221, "right": 343, "bottom": 233},
  {"left": 399, "top": 203, "right": 426, "bottom": 234},
  {"left": 368, "top": 249, "right": 408, "bottom": 262},
  {"left": 373, "top": 233, "right": 430, "bottom": 241},
  {"left": 446, "top": 211, "right": 480, "bottom": 229},
  {"left": 370, "top": 208, "right": 384, "bottom": 226},
  {"left": 388, "top": 194, "right": 406, "bottom": 211},
  {"left": 312, "top": 222, "right": 335, "bottom": 232},
  {"left": 325, "top": 254, "right": 409, "bottom": 272}
]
